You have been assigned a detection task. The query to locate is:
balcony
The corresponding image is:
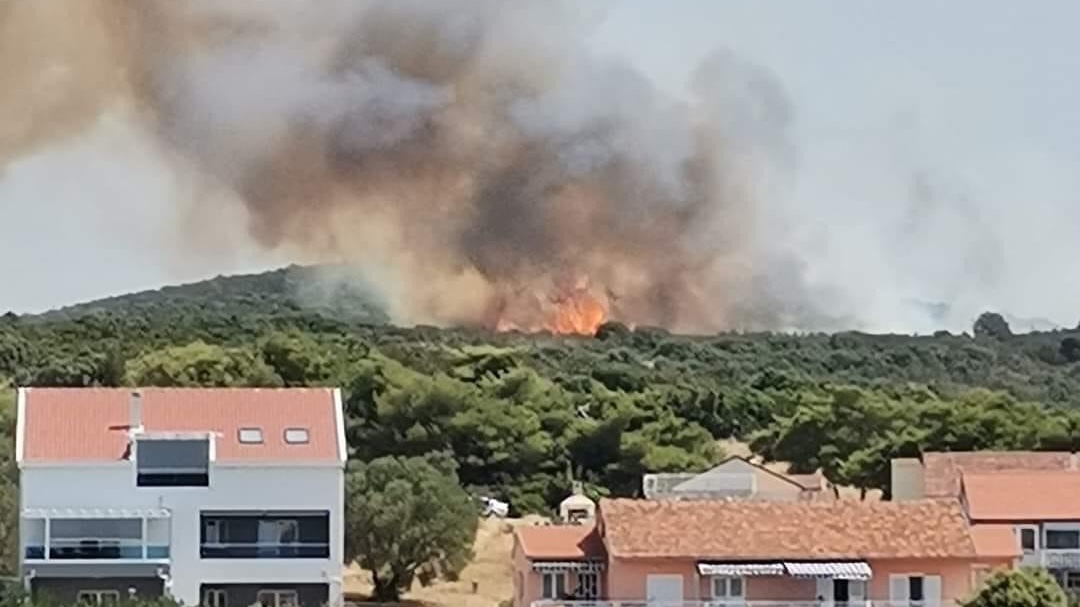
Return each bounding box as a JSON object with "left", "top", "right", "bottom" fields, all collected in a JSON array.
[
  {"left": 200, "top": 511, "right": 330, "bottom": 559},
  {"left": 1027, "top": 549, "right": 1080, "bottom": 570},
  {"left": 22, "top": 507, "right": 171, "bottom": 563},
  {"left": 200, "top": 542, "right": 330, "bottom": 558}
]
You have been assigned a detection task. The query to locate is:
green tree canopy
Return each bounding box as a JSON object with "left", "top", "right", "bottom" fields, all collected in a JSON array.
[
  {"left": 963, "top": 568, "right": 1066, "bottom": 607},
  {"left": 344, "top": 453, "right": 478, "bottom": 602},
  {"left": 125, "top": 341, "right": 281, "bottom": 387}
]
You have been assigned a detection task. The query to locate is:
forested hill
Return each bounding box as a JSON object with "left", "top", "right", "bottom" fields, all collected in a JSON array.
[
  {"left": 4, "top": 267, "right": 1080, "bottom": 512},
  {"left": 28, "top": 264, "right": 389, "bottom": 325}
]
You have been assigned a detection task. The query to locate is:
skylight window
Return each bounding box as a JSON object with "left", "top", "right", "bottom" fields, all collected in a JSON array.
[
  {"left": 238, "top": 427, "right": 264, "bottom": 444},
  {"left": 284, "top": 428, "right": 310, "bottom": 444}
]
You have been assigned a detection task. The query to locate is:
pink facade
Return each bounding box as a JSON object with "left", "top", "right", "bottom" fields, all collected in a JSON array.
[{"left": 517, "top": 555, "right": 1013, "bottom": 606}]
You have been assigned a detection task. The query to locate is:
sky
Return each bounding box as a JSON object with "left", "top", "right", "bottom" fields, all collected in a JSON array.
[{"left": 2, "top": 0, "right": 1079, "bottom": 332}]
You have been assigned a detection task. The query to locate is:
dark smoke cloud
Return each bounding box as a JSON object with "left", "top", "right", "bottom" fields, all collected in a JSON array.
[{"left": 2, "top": 0, "right": 819, "bottom": 332}]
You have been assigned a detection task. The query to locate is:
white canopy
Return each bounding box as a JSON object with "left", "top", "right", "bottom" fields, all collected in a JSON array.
[
  {"left": 22, "top": 507, "right": 171, "bottom": 519},
  {"left": 783, "top": 561, "right": 872, "bottom": 580},
  {"left": 697, "top": 563, "right": 785, "bottom": 576}
]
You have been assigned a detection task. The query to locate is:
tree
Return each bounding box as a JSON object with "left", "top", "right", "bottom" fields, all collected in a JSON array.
[
  {"left": 962, "top": 567, "right": 1066, "bottom": 607},
  {"left": 974, "top": 312, "right": 1013, "bottom": 340},
  {"left": 1061, "top": 337, "right": 1080, "bottom": 363},
  {"left": 125, "top": 341, "right": 282, "bottom": 387},
  {"left": 344, "top": 454, "right": 478, "bottom": 602}
]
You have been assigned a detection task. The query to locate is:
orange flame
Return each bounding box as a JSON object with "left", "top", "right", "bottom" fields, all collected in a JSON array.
[{"left": 490, "top": 276, "right": 609, "bottom": 336}]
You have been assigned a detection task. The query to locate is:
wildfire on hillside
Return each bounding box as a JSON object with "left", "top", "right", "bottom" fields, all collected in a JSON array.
[{"left": 489, "top": 275, "right": 609, "bottom": 336}]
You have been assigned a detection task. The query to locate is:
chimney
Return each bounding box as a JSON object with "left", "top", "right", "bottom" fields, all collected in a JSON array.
[{"left": 129, "top": 391, "right": 143, "bottom": 433}]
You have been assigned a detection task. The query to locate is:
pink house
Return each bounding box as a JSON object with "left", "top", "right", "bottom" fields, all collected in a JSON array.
[{"left": 512, "top": 498, "right": 1018, "bottom": 607}]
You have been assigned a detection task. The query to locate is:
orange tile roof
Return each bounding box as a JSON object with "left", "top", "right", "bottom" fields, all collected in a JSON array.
[
  {"left": 516, "top": 523, "right": 605, "bottom": 560},
  {"left": 600, "top": 498, "right": 983, "bottom": 559},
  {"left": 923, "top": 451, "right": 1073, "bottom": 497},
  {"left": 963, "top": 471, "right": 1080, "bottom": 521},
  {"left": 20, "top": 387, "right": 342, "bottom": 463},
  {"left": 969, "top": 524, "right": 1022, "bottom": 558}
]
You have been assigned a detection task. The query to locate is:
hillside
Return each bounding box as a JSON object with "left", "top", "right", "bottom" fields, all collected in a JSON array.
[
  {"left": 30, "top": 264, "right": 389, "bottom": 325},
  {"left": 4, "top": 265, "right": 1080, "bottom": 513}
]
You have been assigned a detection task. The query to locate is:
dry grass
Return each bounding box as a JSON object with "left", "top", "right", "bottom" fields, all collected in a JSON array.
[{"left": 343, "top": 516, "right": 544, "bottom": 607}]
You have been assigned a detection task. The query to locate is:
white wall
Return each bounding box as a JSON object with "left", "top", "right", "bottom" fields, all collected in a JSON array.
[{"left": 21, "top": 463, "right": 344, "bottom": 606}]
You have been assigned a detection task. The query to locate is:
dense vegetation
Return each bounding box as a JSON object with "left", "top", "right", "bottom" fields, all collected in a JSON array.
[{"left": 4, "top": 268, "right": 1080, "bottom": 574}]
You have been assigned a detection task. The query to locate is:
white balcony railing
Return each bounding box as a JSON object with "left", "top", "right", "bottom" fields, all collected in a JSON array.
[
  {"left": 1043, "top": 549, "right": 1080, "bottom": 569},
  {"left": 1021, "top": 549, "right": 1080, "bottom": 570},
  {"left": 531, "top": 601, "right": 955, "bottom": 607}
]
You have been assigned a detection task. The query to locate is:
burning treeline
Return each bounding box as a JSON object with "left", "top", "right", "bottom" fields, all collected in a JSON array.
[{"left": 1, "top": 0, "right": 796, "bottom": 335}]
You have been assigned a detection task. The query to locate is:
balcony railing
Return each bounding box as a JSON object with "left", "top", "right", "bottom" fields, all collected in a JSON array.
[
  {"left": 24, "top": 539, "right": 170, "bottom": 561},
  {"left": 200, "top": 542, "right": 330, "bottom": 559},
  {"left": 1041, "top": 549, "right": 1080, "bottom": 570},
  {"left": 530, "top": 601, "right": 956, "bottom": 607}
]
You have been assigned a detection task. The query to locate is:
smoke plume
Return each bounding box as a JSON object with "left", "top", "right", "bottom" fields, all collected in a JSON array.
[{"left": 1, "top": 0, "right": 822, "bottom": 333}]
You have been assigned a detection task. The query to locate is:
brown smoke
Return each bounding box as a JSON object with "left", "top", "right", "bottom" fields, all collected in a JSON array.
[{"left": 1, "top": 0, "right": 807, "bottom": 334}]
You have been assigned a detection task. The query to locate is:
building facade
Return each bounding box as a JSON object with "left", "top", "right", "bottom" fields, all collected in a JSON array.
[
  {"left": 16, "top": 387, "right": 348, "bottom": 607},
  {"left": 513, "top": 497, "right": 1018, "bottom": 607}
]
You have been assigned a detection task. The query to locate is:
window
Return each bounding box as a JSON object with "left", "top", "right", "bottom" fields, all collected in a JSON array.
[
  {"left": 50, "top": 518, "right": 142, "bottom": 559},
  {"left": 256, "top": 590, "right": 297, "bottom": 607},
  {"left": 1047, "top": 530, "right": 1080, "bottom": 550},
  {"left": 712, "top": 576, "right": 744, "bottom": 599},
  {"left": 1019, "top": 527, "right": 1036, "bottom": 550},
  {"left": 1064, "top": 571, "right": 1080, "bottom": 591},
  {"left": 283, "top": 428, "right": 310, "bottom": 444},
  {"left": 909, "top": 576, "right": 925, "bottom": 602},
  {"left": 833, "top": 579, "right": 866, "bottom": 602},
  {"left": 200, "top": 511, "right": 329, "bottom": 559},
  {"left": 575, "top": 572, "right": 599, "bottom": 599},
  {"left": 136, "top": 438, "right": 210, "bottom": 487},
  {"left": 1019, "top": 527, "right": 1038, "bottom": 552},
  {"left": 890, "top": 574, "right": 940, "bottom": 605},
  {"left": 541, "top": 573, "right": 566, "bottom": 599},
  {"left": 239, "top": 428, "right": 264, "bottom": 444},
  {"left": 202, "top": 589, "right": 227, "bottom": 607},
  {"left": 78, "top": 591, "right": 120, "bottom": 606}
]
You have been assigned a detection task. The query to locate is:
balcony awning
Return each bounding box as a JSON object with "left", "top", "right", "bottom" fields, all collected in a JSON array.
[
  {"left": 697, "top": 562, "right": 785, "bottom": 576},
  {"left": 532, "top": 561, "right": 605, "bottom": 573},
  {"left": 22, "top": 507, "right": 171, "bottom": 519},
  {"left": 783, "top": 561, "right": 872, "bottom": 580}
]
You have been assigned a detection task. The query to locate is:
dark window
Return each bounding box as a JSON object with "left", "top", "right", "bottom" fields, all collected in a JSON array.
[
  {"left": 136, "top": 439, "right": 210, "bottom": 487},
  {"left": 1047, "top": 530, "right": 1080, "bottom": 550},
  {"left": 909, "top": 576, "right": 925, "bottom": 602},
  {"left": 1020, "top": 528, "right": 1037, "bottom": 551},
  {"left": 200, "top": 511, "right": 330, "bottom": 559}
]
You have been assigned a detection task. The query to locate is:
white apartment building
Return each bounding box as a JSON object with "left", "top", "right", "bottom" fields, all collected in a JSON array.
[{"left": 16, "top": 387, "right": 348, "bottom": 607}]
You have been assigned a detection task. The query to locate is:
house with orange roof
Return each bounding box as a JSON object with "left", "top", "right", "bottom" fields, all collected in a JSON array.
[
  {"left": 959, "top": 471, "right": 1080, "bottom": 592},
  {"left": 891, "top": 450, "right": 1077, "bottom": 500},
  {"left": 16, "top": 388, "right": 348, "bottom": 607},
  {"left": 642, "top": 455, "right": 833, "bottom": 501},
  {"left": 513, "top": 497, "right": 1017, "bottom": 607}
]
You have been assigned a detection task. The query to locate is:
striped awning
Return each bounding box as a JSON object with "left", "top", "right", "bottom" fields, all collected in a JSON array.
[
  {"left": 783, "top": 561, "right": 872, "bottom": 580},
  {"left": 532, "top": 561, "right": 605, "bottom": 573},
  {"left": 697, "top": 562, "right": 785, "bottom": 576},
  {"left": 22, "top": 507, "right": 171, "bottom": 519}
]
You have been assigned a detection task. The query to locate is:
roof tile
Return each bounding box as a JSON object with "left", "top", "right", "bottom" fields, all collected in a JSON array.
[
  {"left": 516, "top": 523, "right": 605, "bottom": 560},
  {"left": 963, "top": 471, "right": 1080, "bottom": 521},
  {"left": 923, "top": 451, "right": 1073, "bottom": 497},
  {"left": 600, "top": 498, "right": 980, "bottom": 559},
  {"left": 969, "top": 524, "right": 1022, "bottom": 558},
  {"left": 21, "top": 387, "right": 341, "bottom": 463}
]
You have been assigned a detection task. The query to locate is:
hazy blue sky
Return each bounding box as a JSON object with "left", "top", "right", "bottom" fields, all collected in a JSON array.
[{"left": 3, "top": 0, "right": 1079, "bottom": 331}]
